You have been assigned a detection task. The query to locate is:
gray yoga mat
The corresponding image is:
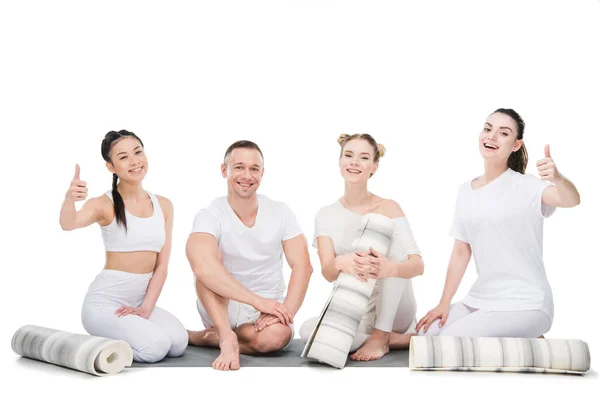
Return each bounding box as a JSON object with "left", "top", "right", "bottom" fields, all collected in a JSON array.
[{"left": 132, "top": 339, "right": 409, "bottom": 368}]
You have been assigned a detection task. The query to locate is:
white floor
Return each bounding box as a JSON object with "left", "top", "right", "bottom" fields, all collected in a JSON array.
[{"left": 4, "top": 351, "right": 597, "bottom": 400}]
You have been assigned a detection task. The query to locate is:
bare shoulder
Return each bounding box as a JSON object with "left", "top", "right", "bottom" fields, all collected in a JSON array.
[
  {"left": 156, "top": 195, "right": 174, "bottom": 213},
  {"left": 83, "top": 194, "right": 114, "bottom": 225},
  {"left": 88, "top": 194, "right": 113, "bottom": 211},
  {"left": 378, "top": 199, "right": 405, "bottom": 219}
]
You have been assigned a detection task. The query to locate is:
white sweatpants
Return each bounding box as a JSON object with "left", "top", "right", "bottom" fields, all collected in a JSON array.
[
  {"left": 81, "top": 269, "right": 188, "bottom": 363},
  {"left": 300, "top": 277, "right": 417, "bottom": 352},
  {"left": 418, "top": 302, "right": 551, "bottom": 338}
]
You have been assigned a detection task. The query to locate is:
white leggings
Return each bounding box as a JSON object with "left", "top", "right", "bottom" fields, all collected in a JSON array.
[
  {"left": 300, "top": 277, "right": 417, "bottom": 352},
  {"left": 419, "top": 302, "right": 551, "bottom": 338},
  {"left": 81, "top": 269, "right": 188, "bottom": 363}
]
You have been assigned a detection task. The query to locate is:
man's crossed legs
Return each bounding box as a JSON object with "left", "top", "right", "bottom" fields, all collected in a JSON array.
[{"left": 188, "top": 279, "right": 294, "bottom": 370}]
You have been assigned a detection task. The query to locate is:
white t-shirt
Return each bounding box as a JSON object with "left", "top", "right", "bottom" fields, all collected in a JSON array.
[
  {"left": 450, "top": 168, "right": 556, "bottom": 321},
  {"left": 313, "top": 200, "right": 421, "bottom": 263},
  {"left": 191, "top": 194, "right": 303, "bottom": 299},
  {"left": 313, "top": 200, "right": 421, "bottom": 316}
]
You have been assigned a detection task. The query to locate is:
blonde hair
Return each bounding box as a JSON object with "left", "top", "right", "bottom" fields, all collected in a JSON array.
[{"left": 337, "top": 133, "right": 386, "bottom": 162}]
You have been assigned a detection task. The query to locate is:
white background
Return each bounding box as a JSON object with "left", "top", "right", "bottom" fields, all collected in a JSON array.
[{"left": 1, "top": 0, "right": 599, "bottom": 398}]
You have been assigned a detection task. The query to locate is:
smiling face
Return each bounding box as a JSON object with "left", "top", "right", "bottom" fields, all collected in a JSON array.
[
  {"left": 339, "top": 139, "right": 379, "bottom": 183},
  {"left": 479, "top": 112, "right": 522, "bottom": 162},
  {"left": 222, "top": 147, "right": 264, "bottom": 199},
  {"left": 106, "top": 136, "right": 148, "bottom": 182}
]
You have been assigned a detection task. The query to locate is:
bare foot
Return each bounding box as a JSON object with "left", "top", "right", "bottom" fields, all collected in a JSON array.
[
  {"left": 389, "top": 332, "right": 415, "bottom": 350},
  {"left": 188, "top": 328, "right": 218, "bottom": 347},
  {"left": 350, "top": 330, "right": 390, "bottom": 361},
  {"left": 212, "top": 333, "right": 241, "bottom": 371}
]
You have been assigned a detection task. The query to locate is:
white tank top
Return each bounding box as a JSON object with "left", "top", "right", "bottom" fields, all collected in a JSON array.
[{"left": 101, "top": 191, "right": 166, "bottom": 252}]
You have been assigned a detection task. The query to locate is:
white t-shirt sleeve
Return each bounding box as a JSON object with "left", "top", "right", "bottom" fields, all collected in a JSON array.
[
  {"left": 449, "top": 187, "right": 469, "bottom": 243},
  {"left": 525, "top": 174, "right": 556, "bottom": 218},
  {"left": 312, "top": 207, "right": 330, "bottom": 249},
  {"left": 191, "top": 209, "right": 221, "bottom": 241},
  {"left": 281, "top": 203, "right": 303, "bottom": 241},
  {"left": 391, "top": 217, "right": 421, "bottom": 255}
]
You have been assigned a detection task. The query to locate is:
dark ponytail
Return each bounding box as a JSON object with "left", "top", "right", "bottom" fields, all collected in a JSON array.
[
  {"left": 493, "top": 108, "right": 527, "bottom": 174},
  {"left": 101, "top": 130, "right": 144, "bottom": 230},
  {"left": 111, "top": 172, "right": 127, "bottom": 231}
]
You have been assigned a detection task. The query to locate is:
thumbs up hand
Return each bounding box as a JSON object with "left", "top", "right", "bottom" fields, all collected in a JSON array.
[
  {"left": 66, "top": 164, "right": 88, "bottom": 201},
  {"left": 536, "top": 145, "right": 561, "bottom": 183}
]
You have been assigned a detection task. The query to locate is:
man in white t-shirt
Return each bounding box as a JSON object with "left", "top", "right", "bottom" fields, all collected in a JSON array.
[{"left": 186, "top": 140, "right": 313, "bottom": 371}]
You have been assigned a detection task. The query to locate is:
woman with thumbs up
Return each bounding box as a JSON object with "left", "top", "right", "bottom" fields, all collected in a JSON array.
[
  {"left": 416, "top": 108, "right": 580, "bottom": 338},
  {"left": 59, "top": 130, "right": 188, "bottom": 363}
]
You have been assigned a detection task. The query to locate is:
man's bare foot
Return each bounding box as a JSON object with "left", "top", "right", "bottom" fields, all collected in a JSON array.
[
  {"left": 389, "top": 332, "right": 415, "bottom": 350},
  {"left": 188, "top": 328, "right": 218, "bottom": 347},
  {"left": 350, "top": 330, "right": 390, "bottom": 361},
  {"left": 212, "top": 332, "right": 241, "bottom": 371}
]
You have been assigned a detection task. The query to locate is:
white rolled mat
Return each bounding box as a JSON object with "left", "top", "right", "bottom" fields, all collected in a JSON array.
[
  {"left": 409, "top": 336, "right": 591, "bottom": 374},
  {"left": 12, "top": 325, "right": 133, "bottom": 376},
  {"left": 302, "top": 214, "right": 395, "bottom": 368}
]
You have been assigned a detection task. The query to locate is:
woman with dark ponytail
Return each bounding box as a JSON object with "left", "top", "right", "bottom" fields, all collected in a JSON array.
[
  {"left": 416, "top": 109, "right": 581, "bottom": 338},
  {"left": 59, "top": 130, "right": 188, "bottom": 363}
]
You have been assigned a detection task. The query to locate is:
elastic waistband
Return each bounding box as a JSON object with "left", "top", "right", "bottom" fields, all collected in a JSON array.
[
  {"left": 98, "top": 269, "right": 153, "bottom": 279},
  {"left": 85, "top": 269, "right": 153, "bottom": 303}
]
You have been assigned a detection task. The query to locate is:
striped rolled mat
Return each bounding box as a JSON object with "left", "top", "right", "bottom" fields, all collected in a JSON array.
[
  {"left": 12, "top": 325, "right": 133, "bottom": 376},
  {"left": 409, "top": 336, "right": 591, "bottom": 374},
  {"left": 302, "top": 213, "right": 395, "bottom": 369}
]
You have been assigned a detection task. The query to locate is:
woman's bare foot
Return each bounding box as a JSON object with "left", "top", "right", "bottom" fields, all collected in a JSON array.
[
  {"left": 350, "top": 330, "right": 390, "bottom": 361},
  {"left": 212, "top": 332, "right": 241, "bottom": 371}
]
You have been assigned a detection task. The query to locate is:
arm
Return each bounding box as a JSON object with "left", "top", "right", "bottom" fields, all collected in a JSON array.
[
  {"left": 281, "top": 234, "right": 313, "bottom": 316},
  {"left": 438, "top": 240, "right": 472, "bottom": 306},
  {"left": 186, "top": 232, "right": 265, "bottom": 308},
  {"left": 537, "top": 144, "right": 581, "bottom": 207},
  {"left": 316, "top": 236, "right": 339, "bottom": 282},
  {"left": 59, "top": 164, "right": 108, "bottom": 230},
  {"left": 138, "top": 196, "right": 172, "bottom": 317},
  {"left": 371, "top": 199, "right": 424, "bottom": 279},
  {"left": 60, "top": 196, "right": 106, "bottom": 230},
  {"left": 316, "top": 236, "right": 360, "bottom": 282},
  {"left": 388, "top": 254, "right": 424, "bottom": 279},
  {"left": 541, "top": 176, "right": 580, "bottom": 208},
  {"left": 415, "top": 239, "right": 471, "bottom": 332}
]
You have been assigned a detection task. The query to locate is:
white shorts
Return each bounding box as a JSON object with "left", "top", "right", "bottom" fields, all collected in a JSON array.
[{"left": 196, "top": 297, "right": 295, "bottom": 350}]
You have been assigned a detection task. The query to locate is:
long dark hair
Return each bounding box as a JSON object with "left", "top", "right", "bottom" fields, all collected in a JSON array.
[
  {"left": 101, "top": 130, "right": 144, "bottom": 230},
  {"left": 493, "top": 108, "right": 527, "bottom": 174}
]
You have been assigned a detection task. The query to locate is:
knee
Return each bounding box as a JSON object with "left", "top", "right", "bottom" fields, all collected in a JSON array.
[
  {"left": 419, "top": 320, "right": 443, "bottom": 337},
  {"left": 252, "top": 324, "right": 292, "bottom": 353},
  {"left": 299, "top": 318, "right": 318, "bottom": 342},
  {"left": 167, "top": 328, "right": 189, "bottom": 358},
  {"left": 133, "top": 333, "right": 171, "bottom": 363}
]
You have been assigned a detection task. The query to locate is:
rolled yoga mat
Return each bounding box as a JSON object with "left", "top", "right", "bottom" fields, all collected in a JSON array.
[
  {"left": 302, "top": 213, "right": 395, "bottom": 369},
  {"left": 409, "top": 336, "right": 591, "bottom": 374},
  {"left": 12, "top": 325, "right": 133, "bottom": 376}
]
